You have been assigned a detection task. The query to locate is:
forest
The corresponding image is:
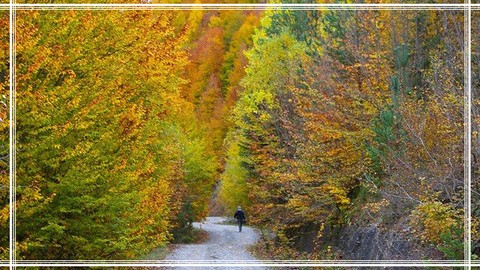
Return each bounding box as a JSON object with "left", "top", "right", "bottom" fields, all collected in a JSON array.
[{"left": 0, "top": 1, "right": 476, "bottom": 261}]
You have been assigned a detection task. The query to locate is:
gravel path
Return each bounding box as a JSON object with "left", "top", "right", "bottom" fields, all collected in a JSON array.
[{"left": 163, "top": 216, "right": 266, "bottom": 269}]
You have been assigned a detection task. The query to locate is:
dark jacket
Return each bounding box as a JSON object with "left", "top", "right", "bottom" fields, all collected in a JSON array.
[{"left": 234, "top": 210, "right": 246, "bottom": 221}]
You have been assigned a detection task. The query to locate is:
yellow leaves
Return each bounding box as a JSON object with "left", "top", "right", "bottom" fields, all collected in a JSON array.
[
  {"left": 0, "top": 203, "right": 8, "bottom": 225},
  {"left": 14, "top": 9, "right": 199, "bottom": 259},
  {"left": 63, "top": 141, "right": 93, "bottom": 160},
  {"left": 287, "top": 195, "right": 311, "bottom": 213},
  {"left": 363, "top": 199, "right": 390, "bottom": 215},
  {"left": 409, "top": 200, "right": 462, "bottom": 245},
  {"left": 242, "top": 31, "right": 308, "bottom": 94},
  {"left": 119, "top": 104, "right": 145, "bottom": 137},
  {"left": 325, "top": 147, "right": 341, "bottom": 158},
  {"left": 323, "top": 184, "right": 350, "bottom": 207},
  {"left": 473, "top": 216, "right": 480, "bottom": 248}
]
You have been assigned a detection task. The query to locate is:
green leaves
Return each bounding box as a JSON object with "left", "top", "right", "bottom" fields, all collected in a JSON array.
[
  {"left": 219, "top": 132, "right": 250, "bottom": 212},
  {"left": 220, "top": 7, "right": 464, "bottom": 260},
  {"left": 15, "top": 9, "right": 211, "bottom": 260}
]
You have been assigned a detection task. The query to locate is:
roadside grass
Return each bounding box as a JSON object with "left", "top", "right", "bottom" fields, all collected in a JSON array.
[
  {"left": 139, "top": 245, "right": 171, "bottom": 260},
  {"left": 140, "top": 227, "right": 210, "bottom": 260},
  {"left": 172, "top": 227, "right": 210, "bottom": 244},
  {"left": 190, "top": 227, "right": 210, "bottom": 244}
]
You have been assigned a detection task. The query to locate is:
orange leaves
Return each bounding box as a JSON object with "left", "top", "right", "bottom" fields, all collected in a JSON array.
[
  {"left": 180, "top": 10, "right": 261, "bottom": 173},
  {"left": 188, "top": 27, "right": 224, "bottom": 76},
  {"left": 14, "top": 9, "right": 203, "bottom": 259},
  {"left": 118, "top": 104, "right": 146, "bottom": 138}
]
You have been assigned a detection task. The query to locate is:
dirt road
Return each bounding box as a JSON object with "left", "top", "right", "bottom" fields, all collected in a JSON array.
[{"left": 163, "top": 216, "right": 266, "bottom": 269}]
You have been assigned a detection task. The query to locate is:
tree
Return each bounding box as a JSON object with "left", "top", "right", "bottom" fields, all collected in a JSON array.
[{"left": 14, "top": 9, "right": 214, "bottom": 259}]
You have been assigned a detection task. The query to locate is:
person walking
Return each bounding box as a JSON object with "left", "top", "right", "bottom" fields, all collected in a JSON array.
[{"left": 233, "top": 206, "right": 246, "bottom": 232}]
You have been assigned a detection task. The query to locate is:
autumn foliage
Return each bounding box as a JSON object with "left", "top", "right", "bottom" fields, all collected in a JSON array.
[
  {"left": 14, "top": 10, "right": 218, "bottom": 259},
  {"left": 221, "top": 8, "right": 464, "bottom": 260},
  {"left": 2, "top": 4, "right": 469, "bottom": 261}
]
